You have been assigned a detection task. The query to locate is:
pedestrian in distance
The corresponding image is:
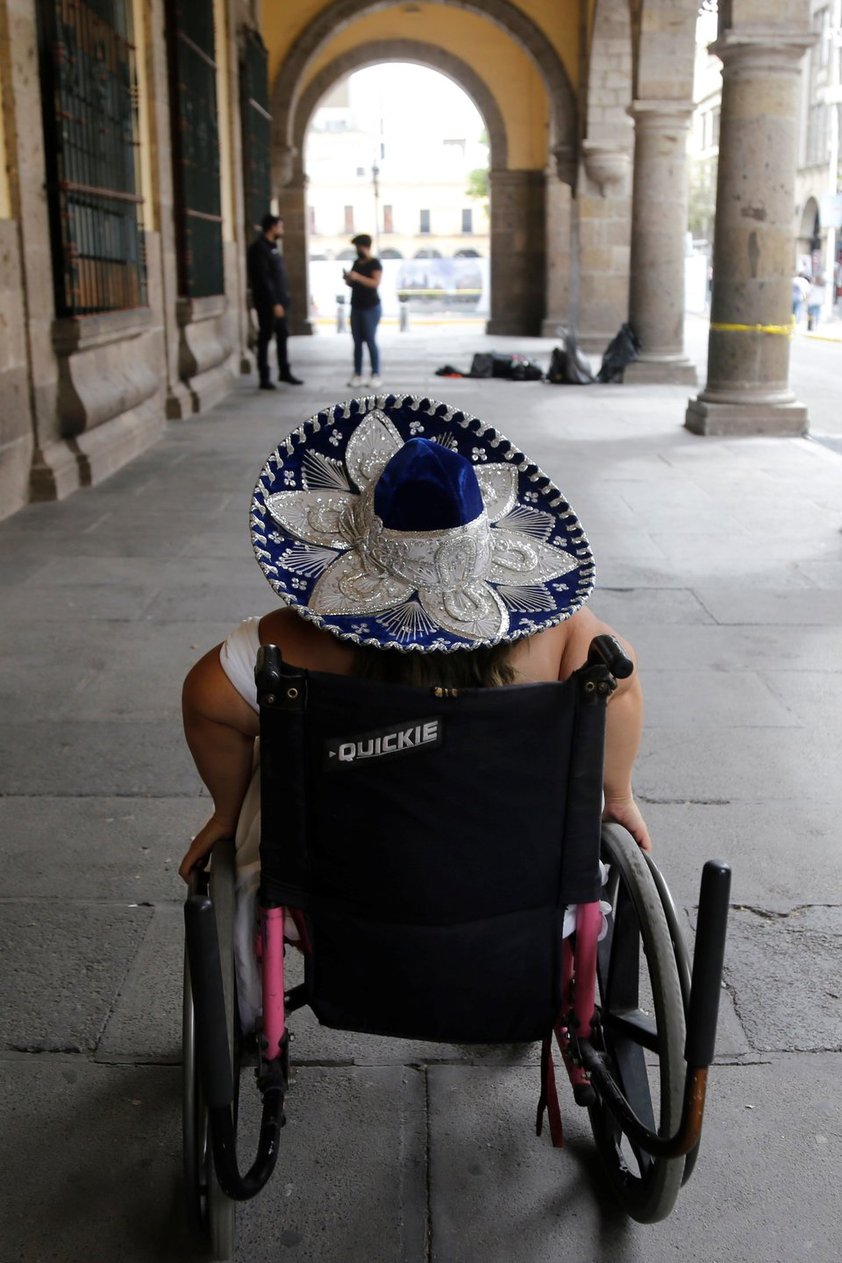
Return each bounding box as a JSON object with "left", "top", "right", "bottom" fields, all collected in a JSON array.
[
  {"left": 343, "top": 234, "right": 383, "bottom": 389},
  {"left": 792, "top": 273, "right": 810, "bottom": 327},
  {"left": 247, "top": 214, "right": 303, "bottom": 390},
  {"left": 806, "top": 275, "right": 827, "bottom": 331}
]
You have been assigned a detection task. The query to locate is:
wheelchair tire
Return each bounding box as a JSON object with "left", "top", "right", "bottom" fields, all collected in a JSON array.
[
  {"left": 586, "top": 824, "right": 686, "bottom": 1223},
  {"left": 182, "top": 839, "right": 238, "bottom": 1261},
  {"left": 642, "top": 850, "right": 701, "bottom": 1186}
]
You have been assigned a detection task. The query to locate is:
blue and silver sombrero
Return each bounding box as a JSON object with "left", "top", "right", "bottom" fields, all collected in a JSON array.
[{"left": 250, "top": 395, "right": 594, "bottom": 651}]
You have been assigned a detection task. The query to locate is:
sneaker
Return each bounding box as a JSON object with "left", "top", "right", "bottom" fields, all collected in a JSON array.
[
  {"left": 369, "top": 374, "right": 383, "bottom": 389},
  {"left": 347, "top": 374, "right": 365, "bottom": 388}
]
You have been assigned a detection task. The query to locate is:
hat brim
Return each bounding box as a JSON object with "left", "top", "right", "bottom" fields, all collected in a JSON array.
[{"left": 250, "top": 394, "right": 595, "bottom": 651}]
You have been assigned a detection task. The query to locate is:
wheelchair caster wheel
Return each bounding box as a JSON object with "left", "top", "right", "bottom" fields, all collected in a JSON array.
[
  {"left": 587, "top": 825, "right": 687, "bottom": 1223},
  {"left": 183, "top": 839, "right": 238, "bottom": 1260}
]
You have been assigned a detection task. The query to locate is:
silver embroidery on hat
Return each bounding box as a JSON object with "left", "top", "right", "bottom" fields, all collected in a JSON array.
[{"left": 258, "top": 409, "right": 582, "bottom": 643}]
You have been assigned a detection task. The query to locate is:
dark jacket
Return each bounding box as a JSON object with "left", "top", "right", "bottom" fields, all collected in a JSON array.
[{"left": 247, "top": 234, "right": 291, "bottom": 310}]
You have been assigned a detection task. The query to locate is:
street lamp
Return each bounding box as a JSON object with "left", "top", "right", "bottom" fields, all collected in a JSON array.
[{"left": 372, "top": 159, "right": 380, "bottom": 253}]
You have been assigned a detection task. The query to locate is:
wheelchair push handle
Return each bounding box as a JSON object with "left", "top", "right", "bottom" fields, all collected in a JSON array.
[
  {"left": 587, "top": 634, "right": 634, "bottom": 680},
  {"left": 685, "top": 860, "right": 731, "bottom": 1069}
]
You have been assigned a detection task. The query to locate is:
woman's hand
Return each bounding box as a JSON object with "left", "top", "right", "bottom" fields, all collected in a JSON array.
[
  {"left": 602, "top": 793, "right": 652, "bottom": 852},
  {"left": 178, "top": 813, "right": 235, "bottom": 883}
]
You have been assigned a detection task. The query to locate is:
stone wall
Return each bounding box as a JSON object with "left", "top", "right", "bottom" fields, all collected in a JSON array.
[
  {"left": 0, "top": 0, "right": 253, "bottom": 516},
  {"left": 0, "top": 218, "right": 31, "bottom": 518}
]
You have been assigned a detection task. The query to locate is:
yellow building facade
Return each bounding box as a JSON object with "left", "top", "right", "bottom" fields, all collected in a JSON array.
[{"left": 0, "top": 0, "right": 817, "bottom": 520}]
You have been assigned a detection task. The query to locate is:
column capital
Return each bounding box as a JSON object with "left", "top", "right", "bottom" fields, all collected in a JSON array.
[
  {"left": 628, "top": 99, "right": 694, "bottom": 131},
  {"left": 710, "top": 31, "right": 815, "bottom": 73}
]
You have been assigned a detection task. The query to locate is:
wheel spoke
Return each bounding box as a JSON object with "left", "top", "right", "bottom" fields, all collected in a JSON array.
[{"left": 604, "top": 882, "right": 641, "bottom": 1011}]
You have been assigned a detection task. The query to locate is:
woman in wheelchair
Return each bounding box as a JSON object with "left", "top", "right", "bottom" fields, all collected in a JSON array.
[
  {"left": 178, "top": 397, "right": 729, "bottom": 1250},
  {"left": 178, "top": 409, "right": 649, "bottom": 886}
]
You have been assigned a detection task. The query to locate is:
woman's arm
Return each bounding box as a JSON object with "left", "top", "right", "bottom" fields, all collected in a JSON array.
[
  {"left": 178, "top": 646, "right": 260, "bottom": 882},
  {"left": 559, "top": 608, "right": 652, "bottom": 851},
  {"left": 347, "top": 269, "right": 382, "bottom": 289}
]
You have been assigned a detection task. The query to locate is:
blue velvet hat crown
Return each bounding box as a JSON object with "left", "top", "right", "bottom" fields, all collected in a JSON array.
[
  {"left": 373, "top": 438, "right": 484, "bottom": 531},
  {"left": 251, "top": 395, "right": 594, "bottom": 651}
]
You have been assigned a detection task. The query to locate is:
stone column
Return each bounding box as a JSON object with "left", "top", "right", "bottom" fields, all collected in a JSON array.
[
  {"left": 487, "top": 169, "right": 546, "bottom": 336},
  {"left": 624, "top": 101, "right": 697, "bottom": 384},
  {"left": 685, "top": 34, "right": 812, "bottom": 436},
  {"left": 277, "top": 164, "right": 313, "bottom": 337},
  {"left": 540, "top": 167, "right": 571, "bottom": 338}
]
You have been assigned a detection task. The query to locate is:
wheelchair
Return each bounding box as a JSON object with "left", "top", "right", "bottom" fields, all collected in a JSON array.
[{"left": 183, "top": 636, "right": 730, "bottom": 1259}]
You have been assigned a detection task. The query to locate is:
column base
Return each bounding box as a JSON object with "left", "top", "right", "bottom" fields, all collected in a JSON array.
[
  {"left": 685, "top": 397, "right": 809, "bottom": 436},
  {"left": 624, "top": 355, "right": 697, "bottom": 385},
  {"left": 485, "top": 319, "right": 540, "bottom": 336}
]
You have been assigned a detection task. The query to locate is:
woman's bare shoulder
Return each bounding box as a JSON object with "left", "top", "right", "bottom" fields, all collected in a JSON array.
[{"left": 257, "top": 607, "right": 356, "bottom": 672}]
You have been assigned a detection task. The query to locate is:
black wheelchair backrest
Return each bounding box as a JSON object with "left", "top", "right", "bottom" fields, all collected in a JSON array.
[{"left": 256, "top": 651, "right": 608, "bottom": 1044}]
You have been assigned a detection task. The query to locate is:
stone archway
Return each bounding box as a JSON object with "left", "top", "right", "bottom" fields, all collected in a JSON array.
[
  {"left": 292, "top": 42, "right": 508, "bottom": 173},
  {"left": 291, "top": 42, "right": 508, "bottom": 334},
  {"left": 270, "top": 1, "right": 577, "bottom": 335},
  {"left": 272, "top": 0, "right": 577, "bottom": 186}
]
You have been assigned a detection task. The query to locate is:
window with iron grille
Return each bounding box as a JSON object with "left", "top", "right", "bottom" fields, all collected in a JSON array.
[
  {"left": 38, "top": 0, "right": 147, "bottom": 317},
  {"left": 240, "top": 27, "right": 270, "bottom": 238},
  {"left": 166, "top": 0, "right": 223, "bottom": 298}
]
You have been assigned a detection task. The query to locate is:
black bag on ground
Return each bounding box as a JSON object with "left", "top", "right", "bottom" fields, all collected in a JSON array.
[
  {"left": 470, "top": 351, "right": 544, "bottom": 381},
  {"left": 545, "top": 329, "right": 595, "bottom": 385},
  {"left": 596, "top": 323, "right": 641, "bottom": 383}
]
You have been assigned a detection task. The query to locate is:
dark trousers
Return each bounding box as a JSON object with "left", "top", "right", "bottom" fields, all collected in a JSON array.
[
  {"left": 256, "top": 308, "right": 290, "bottom": 383},
  {"left": 350, "top": 303, "right": 381, "bottom": 375}
]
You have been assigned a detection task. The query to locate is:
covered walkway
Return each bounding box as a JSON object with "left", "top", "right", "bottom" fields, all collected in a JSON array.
[{"left": 1, "top": 328, "right": 841, "bottom": 1261}]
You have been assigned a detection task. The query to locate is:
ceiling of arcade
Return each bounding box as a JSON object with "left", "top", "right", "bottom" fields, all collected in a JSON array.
[{"left": 259, "top": 1, "right": 699, "bottom": 182}]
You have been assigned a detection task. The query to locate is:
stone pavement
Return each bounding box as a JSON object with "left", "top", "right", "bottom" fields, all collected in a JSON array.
[{"left": 1, "top": 324, "right": 840, "bottom": 1263}]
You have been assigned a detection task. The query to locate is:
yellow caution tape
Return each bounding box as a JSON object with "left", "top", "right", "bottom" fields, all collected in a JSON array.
[{"left": 710, "top": 319, "right": 795, "bottom": 336}]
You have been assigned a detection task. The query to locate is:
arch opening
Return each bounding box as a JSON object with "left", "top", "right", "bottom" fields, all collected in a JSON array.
[{"left": 304, "top": 62, "right": 491, "bottom": 325}]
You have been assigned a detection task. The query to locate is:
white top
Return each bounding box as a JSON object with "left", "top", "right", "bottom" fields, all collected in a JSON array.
[{"left": 219, "top": 617, "right": 262, "bottom": 712}]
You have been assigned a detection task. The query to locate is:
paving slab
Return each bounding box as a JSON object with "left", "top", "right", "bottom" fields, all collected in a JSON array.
[
  {"left": 0, "top": 1060, "right": 195, "bottom": 1263},
  {"left": 97, "top": 904, "right": 184, "bottom": 1063},
  {"left": 427, "top": 1055, "right": 842, "bottom": 1263},
  {"left": 0, "top": 904, "right": 151, "bottom": 1052},
  {"left": 723, "top": 905, "right": 842, "bottom": 1052},
  {"left": 637, "top": 726, "right": 842, "bottom": 803},
  {"left": 0, "top": 797, "right": 202, "bottom": 899},
  {"left": 0, "top": 720, "right": 202, "bottom": 796},
  {"left": 234, "top": 1065, "right": 428, "bottom": 1262},
  {"left": 640, "top": 800, "right": 842, "bottom": 908},
  {"left": 639, "top": 668, "right": 800, "bottom": 729}
]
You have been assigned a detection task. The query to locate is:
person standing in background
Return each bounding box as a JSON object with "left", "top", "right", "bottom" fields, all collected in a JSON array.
[
  {"left": 343, "top": 234, "right": 383, "bottom": 389},
  {"left": 792, "top": 273, "right": 810, "bottom": 327},
  {"left": 806, "top": 275, "right": 826, "bottom": 331},
  {"left": 247, "top": 215, "right": 303, "bottom": 390}
]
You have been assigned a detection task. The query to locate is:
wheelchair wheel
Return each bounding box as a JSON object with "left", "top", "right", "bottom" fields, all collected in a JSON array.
[
  {"left": 183, "top": 838, "right": 238, "bottom": 1260},
  {"left": 587, "top": 824, "right": 686, "bottom": 1223}
]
